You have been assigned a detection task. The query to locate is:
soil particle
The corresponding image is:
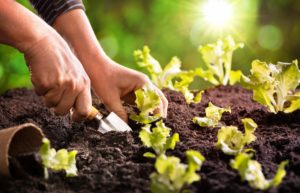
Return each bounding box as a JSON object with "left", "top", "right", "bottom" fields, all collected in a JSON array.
[{"left": 0, "top": 85, "right": 299, "bottom": 193}]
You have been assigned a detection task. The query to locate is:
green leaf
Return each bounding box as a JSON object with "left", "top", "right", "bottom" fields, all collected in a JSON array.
[
  {"left": 242, "top": 118, "right": 257, "bottom": 144},
  {"left": 186, "top": 150, "right": 205, "bottom": 172},
  {"left": 143, "top": 152, "right": 157, "bottom": 158},
  {"left": 139, "top": 124, "right": 153, "bottom": 147},
  {"left": 216, "top": 126, "right": 244, "bottom": 155},
  {"left": 230, "top": 153, "right": 288, "bottom": 190},
  {"left": 272, "top": 161, "right": 289, "bottom": 187},
  {"left": 178, "top": 150, "right": 204, "bottom": 188},
  {"left": 216, "top": 118, "right": 257, "bottom": 155},
  {"left": 192, "top": 117, "right": 214, "bottom": 127},
  {"left": 130, "top": 84, "right": 162, "bottom": 124},
  {"left": 193, "top": 102, "right": 231, "bottom": 128},
  {"left": 150, "top": 151, "right": 205, "bottom": 193},
  {"left": 241, "top": 59, "right": 300, "bottom": 113},
  {"left": 139, "top": 121, "right": 179, "bottom": 156},
  {"left": 134, "top": 46, "right": 202, "bottom": 104},
  {"left": 229, "top": 70, "right": 243, "bottom": 85},
  {"left": 165, "top": 133, "right": 180, "bottom": 151},
  {"left": 39, "top": 138, "right": 78, "bottom": 178},
  {"left": 284, "top": 98, "right": 300, "bottom": 113},
  {"left": 198, "top": 36, "right": 243, "bottom": 85},
  {"left": 173, "top": 71, "right": 203, "bottom": 104},
  {"left": 160, "top": 57, "right": 182, "bottom": 89},
  {"left": 134, "top": 45, "right": 162, "bottom": 76},
  {"left": 134, "top": 46, "right": 181, "bottom": 89},
  {"left": 195, "top": 68, "right": 219, "bottom": 85}
]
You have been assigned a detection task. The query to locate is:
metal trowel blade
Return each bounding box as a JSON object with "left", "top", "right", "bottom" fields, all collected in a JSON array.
[{"left": 97, "top": 112, "right": 132, "bottom": 133}]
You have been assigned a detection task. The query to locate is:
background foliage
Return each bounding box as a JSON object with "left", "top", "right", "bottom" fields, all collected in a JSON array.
[{"left": 1, "top": 0, "right": 300, "bottom": 93}]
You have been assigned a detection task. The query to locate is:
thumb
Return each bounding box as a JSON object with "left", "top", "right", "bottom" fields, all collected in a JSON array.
[{"left": 105, "top": 97, "right": 128, "bottom": 123}]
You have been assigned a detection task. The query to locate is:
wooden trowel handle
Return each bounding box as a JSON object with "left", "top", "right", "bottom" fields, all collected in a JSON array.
[{"left": 87, "top": 106, "right": 100, "bottom": 121}]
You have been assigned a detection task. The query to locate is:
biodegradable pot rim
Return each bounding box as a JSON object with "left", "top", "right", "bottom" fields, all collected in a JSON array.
[{"left": 0, "top": 123, "right": 44, "bottom": 177}]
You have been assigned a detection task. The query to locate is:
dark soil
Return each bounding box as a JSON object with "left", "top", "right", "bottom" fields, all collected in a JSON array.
[
  {"left": 0, "top": 86, "right": 299, "bottom": 193},
  {"left": 9, "top": 152, "right": 44, "bottom": 179}
]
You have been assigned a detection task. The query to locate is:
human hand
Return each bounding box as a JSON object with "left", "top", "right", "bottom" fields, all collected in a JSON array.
[
  {"left": 89, "top": 60, "right": 168, "bottom": 122},
  {"left": 52, "top": 9, "right": 168, "bottom": 122},
  {"left": 23, "top": 32, "right": 92, "bottom": 121}
]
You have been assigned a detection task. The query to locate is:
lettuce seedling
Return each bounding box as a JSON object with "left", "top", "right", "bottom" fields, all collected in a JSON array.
[
  {"left": 130, "top": 85, "right": 162, "bottom": 124},
  {"left": 150, "top": 150, "right": 205, "bottom": 193},
  {"left": 216, "top": 118, "right": 257, "bottom": 155},
  {"left": 134, "top": 46, "right": 202, "bottom": 104},
  {"left": 39, "top": 138, "right": 78, "bottom": 179},
  {"left": 197, "top": 36, "right": 244, "bottom": 86},
  {"left": 241, "top": 60, "right": 300, "bottom": 113},
  {"left": 139, "top": 120, "right": 179, "bottom": 158},
  {"left": 193, "top": 102, "right": 231, "bottom": 128},
  {"left": 230, "top": 153, "right": 288, "bottom": 190},
  {"left": 172, "top": 71, "right": 203, "bottom": 104},
  {"left": 134, "top": 46, "right": 181, "bottom": 89}
]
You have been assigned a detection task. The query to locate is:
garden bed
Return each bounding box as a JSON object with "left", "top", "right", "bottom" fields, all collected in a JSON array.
[{"left": 0, "top": 86, "right": 299, "bottom": 193}]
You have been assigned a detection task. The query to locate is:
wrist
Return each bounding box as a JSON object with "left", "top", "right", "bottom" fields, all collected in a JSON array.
[
  {"left": 52, "top": 9, "right": 113, "bottom": 71},
  {"left": 0, "top": 1, "right": 52, "bottom": 53}
]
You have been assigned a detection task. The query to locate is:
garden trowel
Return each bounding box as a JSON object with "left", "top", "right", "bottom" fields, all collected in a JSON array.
[{"left": 86, "top": 106, "right": 132, "bottom": 133}]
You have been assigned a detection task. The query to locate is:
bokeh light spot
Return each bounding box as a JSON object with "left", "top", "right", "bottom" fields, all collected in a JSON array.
[{"left": 258, "top": 25, "right": 283, "bottom": 51}]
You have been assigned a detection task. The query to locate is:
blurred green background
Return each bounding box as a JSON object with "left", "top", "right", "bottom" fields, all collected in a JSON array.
[{"left": 1, "top": 0, "right": 300, "bottom": 93}]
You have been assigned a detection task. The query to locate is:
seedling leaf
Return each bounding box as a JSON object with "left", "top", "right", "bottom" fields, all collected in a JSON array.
[
  {"left": 230, "top": 153, "right": 288, "bottom": 190},
  {"left": 229, "top": 70, "right": 243, "bottom": 85},
  {"left": 216, "top": 118, "right": 257, "bottom": 155},
  {"left": 130, "top": 84, "right": 162, "bottom": 124},
  {"left": 241, "top": 59, "right": 300, "bottom": 113},
  {"left": 144, "top": 152, "right": 157, "bottom": 158},
  {"left": 139, "top": 121, "right": 179, "bottom": 156},
  {"left": 39, "top": 138, "right": 78, "bottom": 179},
  {"left": 193, "top": 102, "right": 231, "bottom": 128},
  {"left": 198, "top": 36, "right": 244, "bottom": 85},
  {"left": 134, "top": 46, "right": 202, "bottom": 104},
  {"left": 150, "top": 151, "right": 205, "bottom": 193}
]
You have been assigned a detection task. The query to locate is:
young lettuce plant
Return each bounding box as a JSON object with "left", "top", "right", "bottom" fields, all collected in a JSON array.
[
  {"left": 241, "top": 60, "right": 300, "bottom": 113},
  {"left": 230, "top": 153, "right": 288, "bottom": 190},
  {"left": 193, "top": 102, "right": 231, "bottom": 128},
  {"left": 130, "top": 85, "right": 162, "bottom": 124},
  {"left": 216, "top": 118, "right": 257, "bottom": 155},
  {"left": 134, "top": 46, "right": 202, "bottom": 104},
  {"left": 39, "top": 138, "right": 78, "bottom": 179},
  {"left": 139, "top": 120, "right": 179, "bottom": 158},
  {"left": 134, "top": 46, "right": 181, "bottom": 89},
  {"left": 150, "top": 150, "right": 205, "bottom": 193},
  {"left": 172, "top": 71, "right": 203, "bottom": 104},
  {"left": 197, "top": 36, "right": 244, "bottom": 86}
]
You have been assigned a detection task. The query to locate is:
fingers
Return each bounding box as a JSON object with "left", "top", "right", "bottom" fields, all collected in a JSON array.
[
  {"left": 104, "top": 96, "right": 128, "bottom": 123},
  {"left": 43, "top": 87, "right": 64, "bottom": 108},
  {"left": 41, "top": 78, "right": 92, "bottom": 122},
  {"left": 154, "top": 88, "right": 168, "bottom": 118},
  {"left": 53, "top": 88, "right": 78, "bottom": 116},
  {"left": 71, "top": 87, "right": 92, "bottom": 122}
]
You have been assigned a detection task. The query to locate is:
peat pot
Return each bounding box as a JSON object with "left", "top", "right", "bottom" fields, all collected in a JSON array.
[{"left": 0, "top": 123, "right": 44, "bottom": 176}]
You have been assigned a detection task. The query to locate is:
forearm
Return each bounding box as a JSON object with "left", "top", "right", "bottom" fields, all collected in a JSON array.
[
  {"left": 52, "top": 9, "right": 111, "bottom": 77},
  {"left": 0, "top": 1, "right": 52, "bottom": 53}
]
